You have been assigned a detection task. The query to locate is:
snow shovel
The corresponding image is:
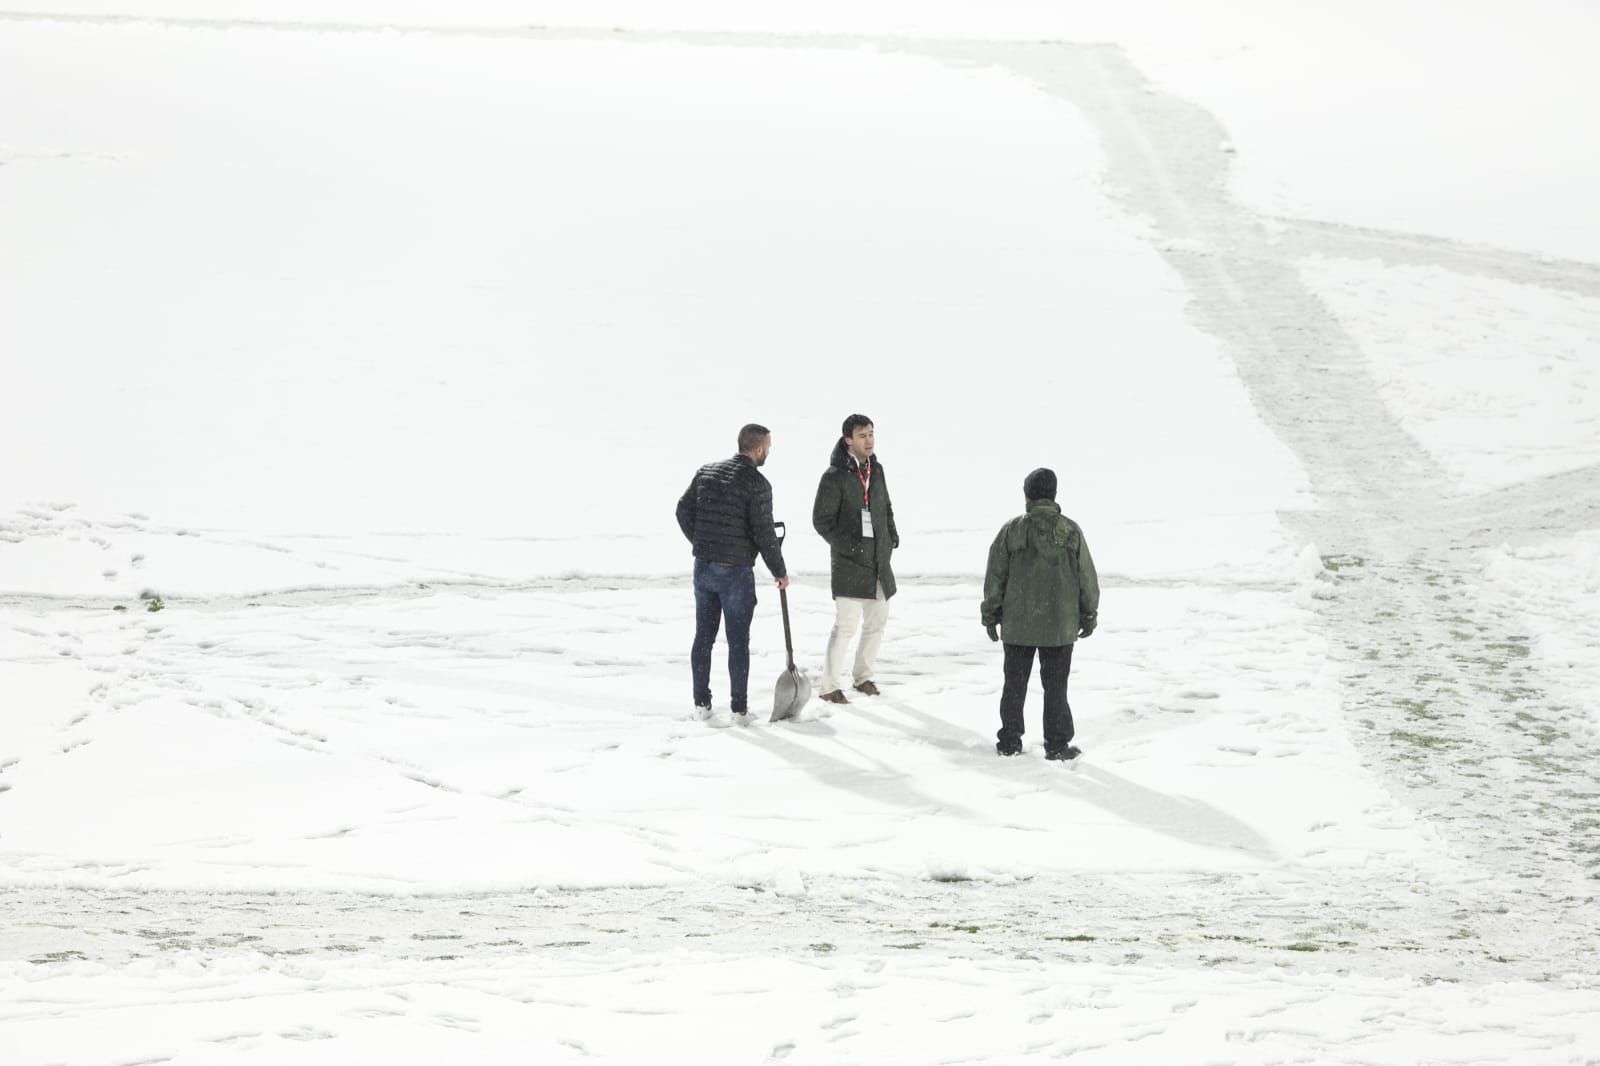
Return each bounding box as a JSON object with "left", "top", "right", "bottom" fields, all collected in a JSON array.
[{"left": 770, "top": 523, "right": 811, "bottom": 722}]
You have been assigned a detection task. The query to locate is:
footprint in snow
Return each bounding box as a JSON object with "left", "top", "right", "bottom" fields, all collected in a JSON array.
[{"left": 206, "top": 1031, "right": 264, "bottom": 1045}]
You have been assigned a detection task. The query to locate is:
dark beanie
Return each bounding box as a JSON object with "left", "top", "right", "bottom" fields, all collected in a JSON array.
[{"left": 1023, "top": 467, "right": 1057, "bottom": 501}]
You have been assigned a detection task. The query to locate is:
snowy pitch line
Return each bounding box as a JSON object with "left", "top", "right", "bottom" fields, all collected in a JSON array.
[
  {"left": 0, "top": 566, "right": 1289, "bottom": 613},
  {"left": 1, "top": 872, "right": 1586, "bottom": 984}
]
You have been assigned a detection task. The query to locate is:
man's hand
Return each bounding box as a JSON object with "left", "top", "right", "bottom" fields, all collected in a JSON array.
[
  {"left": 1078, "top": 616, "right": 1096, "bottom": 639},
  {"left": 986, "top": 623, "right": 1000, "bottom": 642},
  {"left": 777, "top": 575, "right": 790, "bottom": 591}
]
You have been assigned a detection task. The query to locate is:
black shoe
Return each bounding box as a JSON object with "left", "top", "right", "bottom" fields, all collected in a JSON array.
[
  {"left": 996, "top": 743, "right": 1022, "bottom": 757},
  {"left": 1045, "top": 745, "right": 1081, "bottom": 761}
]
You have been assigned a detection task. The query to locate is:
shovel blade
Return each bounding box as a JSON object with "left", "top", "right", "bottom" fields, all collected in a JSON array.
[{"left": 771, "top": 667, "right": 812, "bottom": 722}]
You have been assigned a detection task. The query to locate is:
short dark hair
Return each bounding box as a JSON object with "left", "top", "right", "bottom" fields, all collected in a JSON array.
[
  {"left": 738, "top": 423, "right": 771, "bottom": 453},
  {"left": 841, "top": 414, "right": 873, "bottom": 439},
  {"left": 1023, "top": 467, "right": 1057, "bottom": 501}
]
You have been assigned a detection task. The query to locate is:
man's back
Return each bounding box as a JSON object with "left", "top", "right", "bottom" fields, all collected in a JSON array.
[
  {"left": 677, "top": 455, "right": 784, "bottom": 576},
  {"left": 983, "top": 500, "right": 1098, "bottom": 647}
]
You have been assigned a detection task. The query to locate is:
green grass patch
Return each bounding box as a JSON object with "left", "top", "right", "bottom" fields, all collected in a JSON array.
[
  {"left": 1396, "top": 697, "right": 1439, "bottom": 720},
  {"left": 1388, "top": 729, "right": 1457, "bottom": 750},
  {"left": 31, "top": 950, "right": 88, "bottom": 964}
]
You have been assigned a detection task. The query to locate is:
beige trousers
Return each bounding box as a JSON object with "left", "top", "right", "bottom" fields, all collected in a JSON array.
[{"left": 823, "top": 582, "right": 890, "bottom": 691}]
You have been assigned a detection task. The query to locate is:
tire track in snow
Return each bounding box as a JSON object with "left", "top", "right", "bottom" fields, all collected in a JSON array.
[{"left": 1273, "top": 218, "right": 1600, "bottom": 301}]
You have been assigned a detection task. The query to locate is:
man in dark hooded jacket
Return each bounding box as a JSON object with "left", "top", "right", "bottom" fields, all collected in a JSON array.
[
  {"left": 812, "top": 414, "right": 898, "bottom": 704},
  {"left": 981, "top": 467, "right": 1099, "bottom": 759}
]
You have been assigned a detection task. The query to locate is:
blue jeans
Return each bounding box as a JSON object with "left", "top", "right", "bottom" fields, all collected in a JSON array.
[{"left": 691, "top": 560, "right": 758, "bottom": 712}]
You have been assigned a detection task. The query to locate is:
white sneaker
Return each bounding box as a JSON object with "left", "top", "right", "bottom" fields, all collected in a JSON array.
[
  {"left": 732, "top": 710, "right": 754, "bottom": 727},
  {"left": 692, "top": 704, "right": 713, "bottom": 722}
]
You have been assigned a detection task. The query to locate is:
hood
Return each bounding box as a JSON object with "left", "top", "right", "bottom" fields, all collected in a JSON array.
[
  {"left": 1010, "top": 500, "right": 1073, "bottom": 559},
  {"left": 829, "top": 439, "right": 877, "bottom": 472}
]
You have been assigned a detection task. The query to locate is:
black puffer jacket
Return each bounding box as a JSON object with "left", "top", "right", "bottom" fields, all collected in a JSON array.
[{"left": 676, "top": 454, "right": 786, "bottom": 578}]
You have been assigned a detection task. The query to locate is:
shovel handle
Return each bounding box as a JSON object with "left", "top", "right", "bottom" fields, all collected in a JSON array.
[
  {"left": 773, "top": 521, "right": 797, "bottom": 671},
  {"left": 779, "top": 586, "right": 797, "bottom": 670}
]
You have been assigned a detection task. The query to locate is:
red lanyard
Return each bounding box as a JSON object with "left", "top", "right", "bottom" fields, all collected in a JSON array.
[{"left": 856, "top": 459, "right": 871, "bottom": 506}]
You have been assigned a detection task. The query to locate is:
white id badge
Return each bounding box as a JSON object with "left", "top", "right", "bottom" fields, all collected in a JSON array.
[{"left": 861, "top": 508, "right": 875, "bottom": 539}]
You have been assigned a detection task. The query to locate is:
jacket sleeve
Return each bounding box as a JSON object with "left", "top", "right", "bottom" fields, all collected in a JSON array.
[
  {"left": 675, "top": 473, "right": 698, "bottom": 543},
  {"left": 748, "top": 478, "right": 786, "bottom": 579},
  {"left": 812, "top": 472, "right": 846, "bottom": 547},
  {"left": 981, "top": 525, "right": 1010, "bottom": 627},
  {"left": 1077, "top": 531, "right": 1100, "bottom": 622}
]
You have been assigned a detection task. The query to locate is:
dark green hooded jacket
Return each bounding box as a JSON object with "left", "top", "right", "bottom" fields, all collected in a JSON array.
[
  {"left": 981, "top": 500, "right": 1099, "bottom": 646},
  {"left": 812, "top": 440, "right": 898, "bottom": 600}
]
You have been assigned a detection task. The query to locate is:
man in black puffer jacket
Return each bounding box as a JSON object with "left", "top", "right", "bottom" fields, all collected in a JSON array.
[{"left": 676, "top": 423, "right": 789, "bottom": 722}]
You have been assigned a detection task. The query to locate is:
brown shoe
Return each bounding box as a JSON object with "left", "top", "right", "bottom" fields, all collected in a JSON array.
[
  {"left": 852, "top": 680, "right": 880, "bottom": 696},
  {"left": 819, "top": 689, "right": 850, "bottom": 704}
]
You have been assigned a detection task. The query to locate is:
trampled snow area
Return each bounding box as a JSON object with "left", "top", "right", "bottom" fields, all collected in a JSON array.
[{"left": 4, "top": 3, "right": 1600, "bottom": 1064}]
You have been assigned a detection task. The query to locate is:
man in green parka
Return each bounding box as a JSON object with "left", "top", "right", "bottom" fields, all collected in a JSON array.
[
  {"left": 981, "top": 467, "right": 1099, "bottom": 760},
  {"left": 813, "top": 413, "right": 898, "bottom": 705}
]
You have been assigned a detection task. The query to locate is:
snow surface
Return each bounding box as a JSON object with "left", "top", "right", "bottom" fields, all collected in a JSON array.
[
  {"left": 3, "top": 3, "right": 1599, "bottom": 1063},
  {"left": 1299, "top": 256, "right": 1600, "bottom": 494},
  {"left": 1482, "top": 531, "right": 1600, "bottom": 738},
  {"left": 12, "top": 0, "right": 1600, "bottom": 263}
]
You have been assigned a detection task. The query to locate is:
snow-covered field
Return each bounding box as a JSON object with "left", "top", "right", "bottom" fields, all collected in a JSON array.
[{"left": 3, "top": 3, "right": 1599, "bottom": 1063}]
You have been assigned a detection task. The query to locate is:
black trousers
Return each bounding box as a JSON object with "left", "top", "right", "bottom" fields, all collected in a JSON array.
[{"left": 998, "top": 643, "right": 1074, "bottom": 752}]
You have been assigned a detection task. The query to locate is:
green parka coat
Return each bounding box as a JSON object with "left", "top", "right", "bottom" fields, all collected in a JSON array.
[
  {"left": 981, "top": 500, "right": 1099, "bottom": 647},
  {"left": 812, "top": 441, "right": 898, "bottom": 600}
]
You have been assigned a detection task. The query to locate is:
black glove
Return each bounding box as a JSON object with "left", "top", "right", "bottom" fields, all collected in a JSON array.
[
  {"left": 1078, "top": 616, "right": 1096, "bottom": 639},
  {"left": 986, "top": 623, "right": 999, "bottom": 642}
]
